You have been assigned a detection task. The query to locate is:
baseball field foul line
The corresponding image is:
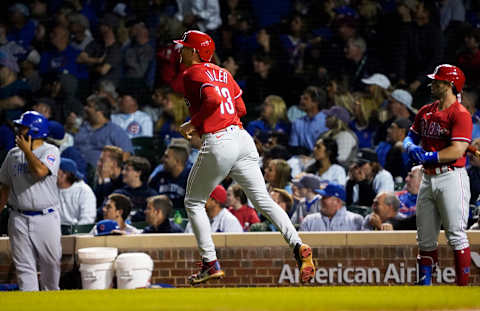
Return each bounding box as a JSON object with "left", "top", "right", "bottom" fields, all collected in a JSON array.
[{"left": 1, "top": 286, "right": 480, "bottom": 311}]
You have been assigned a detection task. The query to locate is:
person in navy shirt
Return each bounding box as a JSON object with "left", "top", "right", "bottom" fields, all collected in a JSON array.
[
  {"left": 148, "top": 138, "right": 192, "bottom": 217},
  {"left": 114, "top": 156, "right": 158, "bottom": 222},
  {"left": 143, "top": 195, "right": 183, "bottom": 233}
]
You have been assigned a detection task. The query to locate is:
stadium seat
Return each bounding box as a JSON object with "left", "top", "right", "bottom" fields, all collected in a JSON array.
[{"left": 131, "top": 136, "right": 165, "bottom": 167}]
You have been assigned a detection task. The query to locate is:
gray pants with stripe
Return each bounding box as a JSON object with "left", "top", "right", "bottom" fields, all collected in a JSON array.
[
  {"left": 185, "top": 127, "right": 302, "bottom": 262},
  {"left": 8, "top": 209, "right": 62, "bottom": 291},
  {"left": 416, "top": 167, "right": 470, "bottom": 251}
]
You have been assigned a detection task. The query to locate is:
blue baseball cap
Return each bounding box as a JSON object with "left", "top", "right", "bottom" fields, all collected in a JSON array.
[
  {"left": 60, "top": 157, "right": 84, "bottom": 180},
  {"left": 95, "top": 219, "right": 120, "bottom": 236},
  {"left": 315, "top": 183, "right": 346, "bottom": 202},
  {"left": 48, "top": 120, "right": 65, "bottom": 140}
]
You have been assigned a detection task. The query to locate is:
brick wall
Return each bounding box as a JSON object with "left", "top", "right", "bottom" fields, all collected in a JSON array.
[{"left": 1, "top": 232, "right": 479, "bottom": 287}]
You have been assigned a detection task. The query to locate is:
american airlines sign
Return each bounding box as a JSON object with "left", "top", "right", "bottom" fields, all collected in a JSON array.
[{"left": 278, "top": 263, "right": 456, "bottom": 284}]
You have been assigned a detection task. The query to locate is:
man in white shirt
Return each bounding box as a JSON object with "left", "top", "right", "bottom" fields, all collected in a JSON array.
[
  {"left": 300, "top": 183, "right": 363, "bottom": 231},
  {"left": 185, "top": 185, "right": 243, "bottom": 233},
  {"left": 111, "top": 93, "right": 153, "bottom": 138},
  {"left": 57, "top": 158, "right": 96, "bottom": 229}
]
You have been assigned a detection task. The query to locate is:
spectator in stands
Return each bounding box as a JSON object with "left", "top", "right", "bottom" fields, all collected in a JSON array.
[
  {"left": 7, "top": 3, "right": 36, "bottom": 49},
  {"left": 305, "top": 137, "right": 346, "bottom": 185},
  {"left": 111, "top": 93, "right": 153, "bottom": 139},
  {"left": 246, "top": 95, "right": 290, "bottom": 137},
  {"left": 148, "top": 138, "right": 192, "bottom": 217},
  {"left": 185, "top": 185, "right": 243, "bottom": 233},
  {"left": 244, "top": 52, "right": 282, "bottom": 121},
  {"left": 94, "top": 145, "right": 125, "bottom": 212},
  {"left": 250, "top": 188, "right": 294, "bottom": 232},
  {"left": 278, "top": 13, "right": 308, "bottom": 75},
  {"left": 74, "top": 95, "right": 133, "bottom": 169},
  {"left": 289, "top": 86, "right": 328, "bottom": 153},
  {"left": 375, "top": 89, "right": 415, "bottom": 144},
  {"left": 462, "top": 90, "right": 480, "bottom": 139},
  {"left": 264, "top": 159, "right": 292, "bottom": 193},
  {"left": 114, "top": 156, "right": 157, "bottom": 222},
  {"left": 19, "top": 49, "right": 42, "bottom": 93},
  {"left": 290, "top": 174, "right": 323, "bottom": 225},
  {"left": 362, "top": 192, "right": 407, "bottom": 231},
  {"left": 439, "top": 0, "right": 465, "bottom": 32},
  {"left": 348, "top": 93, "right": 378, "bottom": 149},
  {"left": 227, "top": 184, "right": 260, "bottom": 231},
  {"left": 78, "top": 14, "right": 123, "bottom": 87},
  {"left": 396, "top": 165, "right": 422, "bottom": 217},
  {"left": 361, "top": 73, "right": 391, "bottom": 108},
  {"left": 300, "top": 183, "right": 363, "bottom": 231},
  {"left": 175, "top": 0, "right": 222, "bottom": 33},
  {"left": 394, "top": 1, "right": 443, "bottom": 94},
  {"left": 123, "top": 22, "right": 154, "bottom": 91},
  {"left": 143, "top": 195, "right": 183, "bottom": 233},
  {"left": 57, "top": 158, "right": 96, "bottom": 229},
  {"left": 96, "top": 79, "right": 120, "bottom": 114},
  {"left": 152, "top": 88, "right": 189, "bottom": 145},
  {"left": 457, "top": 28, "right": 480, "bottom": 87},
  {"left": 38, "top": 25, "right": 88, "bottom": 82},
  {"left": 377, "top": 118, "right": 411, "bottom": 180},
  {"left": 46, "top": 120, "right": 86, "bottom": 177},
  {"left": 346, "top": 148, "right": 394, "bottom": 207},
  {"left": 0, "top": 50, "right": 30, "bottom": 121},
  {"left": 343, "top": 36, "right": 381, "bottom": 91},
  {"left": 68, "top": 13, "right": 93, "bottom": 51},
  {"left": 90, "top": 193, "right": 141, "bottom": 235},
  {"left": 321, "top": 105, "right": 358, "bottom": 166}
]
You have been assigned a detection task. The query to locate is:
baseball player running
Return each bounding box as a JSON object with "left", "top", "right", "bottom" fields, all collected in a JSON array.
[
  {"left": 0, "top": 111, "right": 62, "bottom": 291},
  {"left": 175, "top": 30, "right": 315, "bottom": 285},
  {"left": 403, "top": 65, "right": 472, "bottom": 286}
]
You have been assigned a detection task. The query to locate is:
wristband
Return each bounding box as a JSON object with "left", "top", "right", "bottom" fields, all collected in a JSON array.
[{"left": 423, "top": 151, "right": 439, "bottom": 164}]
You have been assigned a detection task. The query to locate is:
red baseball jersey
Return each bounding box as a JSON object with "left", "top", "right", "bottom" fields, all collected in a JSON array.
[
  {"left": 411, "top": 100, "right": 472, "bottom": 168},
  {"left": 182, "top": 62, "right": 246, "bottom": 135}
]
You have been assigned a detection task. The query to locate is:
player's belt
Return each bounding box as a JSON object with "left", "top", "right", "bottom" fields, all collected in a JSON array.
[
  {"left": 14, "top": 207, "right": 55, "bottom": 216},
  {"left": 423, "top": 165, "right": 456, "bottom": 175},
  {"left": 211, "top": 124, "right": 243, "bottom": 134}
]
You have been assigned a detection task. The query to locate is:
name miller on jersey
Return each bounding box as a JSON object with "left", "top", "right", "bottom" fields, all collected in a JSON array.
[{"left": 205, "top": 68, "right": 228, "bottom": 84}]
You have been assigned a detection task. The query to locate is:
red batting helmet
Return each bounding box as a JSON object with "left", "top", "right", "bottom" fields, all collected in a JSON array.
[
  {"left": 173, "top": 30, "right": 215, "bottom": 62},
  {"left": 427, "top": 64, "right": 466, "bottom": 93}
]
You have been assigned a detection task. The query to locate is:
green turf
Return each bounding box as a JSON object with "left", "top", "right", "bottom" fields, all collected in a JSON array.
[{"left": 1, "top": 286, "right": 480, "bottom": 311}]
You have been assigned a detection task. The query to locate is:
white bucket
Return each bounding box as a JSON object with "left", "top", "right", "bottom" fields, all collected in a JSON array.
[
  {"left": 79, "top": 262, "right": 115, "bottom": 290},
  {"left": 78, "top": 247, "right": 118, "bottom": 290},
  {"left": 78, "top": 247, "right": 118, "bottom": 264},
  {"left": 114, "top": 253, "right": 154, "bottom": 289}
]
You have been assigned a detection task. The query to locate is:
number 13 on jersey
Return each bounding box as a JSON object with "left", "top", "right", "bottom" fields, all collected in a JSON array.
[{"left": 215, "top": 86, "right": 235, "bottom": 115}]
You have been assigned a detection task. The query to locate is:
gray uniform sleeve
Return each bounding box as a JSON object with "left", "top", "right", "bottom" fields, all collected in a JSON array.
[{"left": 37, "top": 144, "right": 60, "bottom": 176}]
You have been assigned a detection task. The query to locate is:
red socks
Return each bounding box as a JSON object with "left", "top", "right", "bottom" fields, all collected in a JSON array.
[
  {"left": 454, "top": 247, "right": 470, "bottom": 286},
  {"left": 418, "top": 249, "right": 438, "bottom": 268}
]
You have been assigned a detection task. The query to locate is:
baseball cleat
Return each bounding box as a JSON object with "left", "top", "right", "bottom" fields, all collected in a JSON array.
[
  {"left": 188, "top": 259, "right": 225, "bottom": 285},
  {"left": 294, "top": 243, "right": 315, "bottom": 283}
]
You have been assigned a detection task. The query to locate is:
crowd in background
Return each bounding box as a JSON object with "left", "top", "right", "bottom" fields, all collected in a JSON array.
[{"left": 1, "top": 0, "right": 480, "bottom": 235}]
